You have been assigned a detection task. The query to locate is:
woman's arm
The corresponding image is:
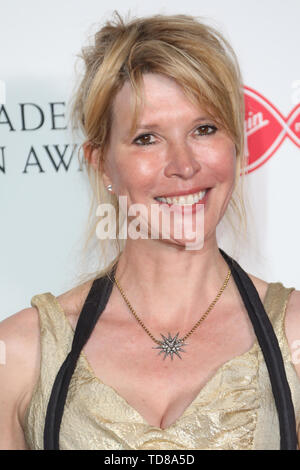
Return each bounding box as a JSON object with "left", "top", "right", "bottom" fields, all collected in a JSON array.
[{"left": 0, "top": 307, "right": 40, "bottom": 450}]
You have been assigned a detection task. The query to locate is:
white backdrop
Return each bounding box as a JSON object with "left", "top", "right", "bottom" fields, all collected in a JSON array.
[{"left": 1, "top": 0, "right": 300, "bottom": 320}]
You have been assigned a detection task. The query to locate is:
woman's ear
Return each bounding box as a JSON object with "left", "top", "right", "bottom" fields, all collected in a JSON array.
[
  {"left": 83, "top": 142, "right": 101, "bottom": 171},
  {"left": 82, "top": 142, "right": 113, "bottom": 189}
]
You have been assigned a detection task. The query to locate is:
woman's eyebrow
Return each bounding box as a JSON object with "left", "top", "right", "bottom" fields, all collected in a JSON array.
[{"left": 135, "top": 116, "right": 213, "bottom": 131}]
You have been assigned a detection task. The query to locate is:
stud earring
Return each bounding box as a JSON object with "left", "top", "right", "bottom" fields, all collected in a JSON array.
[{"left": 106, "top": 184, "right": 112, "bottom": 192}]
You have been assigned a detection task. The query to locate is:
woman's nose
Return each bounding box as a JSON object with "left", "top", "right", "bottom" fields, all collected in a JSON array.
[{"left": 164, "top": 142, "right": 201, "bottom": 179}]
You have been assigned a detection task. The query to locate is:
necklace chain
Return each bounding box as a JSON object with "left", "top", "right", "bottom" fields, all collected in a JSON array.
[{"left": 113, "top": 268, "right": 232, "bottom": 346}]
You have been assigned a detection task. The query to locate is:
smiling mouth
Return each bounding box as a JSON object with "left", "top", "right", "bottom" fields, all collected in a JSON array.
[{"left": 154, "top": 188, "right": 210, "bottom": 206}]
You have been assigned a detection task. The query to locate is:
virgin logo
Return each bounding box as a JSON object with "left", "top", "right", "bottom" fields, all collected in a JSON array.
[{"left": 244, "top": 86, "right": 300, "bottom": 173}]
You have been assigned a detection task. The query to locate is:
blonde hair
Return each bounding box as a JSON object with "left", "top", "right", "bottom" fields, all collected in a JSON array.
[{"left": 70, "top": 11, "right": 248, "bottom": 284}]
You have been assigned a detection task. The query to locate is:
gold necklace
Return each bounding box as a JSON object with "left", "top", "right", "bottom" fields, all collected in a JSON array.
[{"left": 113, "top": 268, "right": 232, "bottom": 360}]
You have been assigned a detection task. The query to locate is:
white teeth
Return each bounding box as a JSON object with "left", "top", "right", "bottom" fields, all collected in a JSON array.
[{"left": 156, "top": 189, "right": 207, "bottom": 205}]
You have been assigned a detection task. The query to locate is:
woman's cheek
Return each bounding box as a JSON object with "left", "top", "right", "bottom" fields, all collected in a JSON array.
[{"left": 208, "top": 144, "right": 236, "bottom": 181}]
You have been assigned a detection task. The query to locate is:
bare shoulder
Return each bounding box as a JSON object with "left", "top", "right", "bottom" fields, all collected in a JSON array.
[
  {"left": 0, "top": 306, "right": 40, "bottom": 383},
  {"left": 0, "top": 278, "right": 93, "bottom": 374},
  {"left": 0, "top": 279, "right": 94, "bottom": 450},
  {"left": 0, "top": 306, "right": 40, "bottom": 449}
]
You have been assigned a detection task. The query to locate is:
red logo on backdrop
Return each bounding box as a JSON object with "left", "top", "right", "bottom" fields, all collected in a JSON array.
[{"left": 244, "top": 86, "right": 300, "bottom": 173}]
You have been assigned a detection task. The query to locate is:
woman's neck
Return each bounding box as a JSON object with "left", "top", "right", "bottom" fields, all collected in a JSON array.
[{"left": 113, "top": 236, "right": 234, "bottom": 329}]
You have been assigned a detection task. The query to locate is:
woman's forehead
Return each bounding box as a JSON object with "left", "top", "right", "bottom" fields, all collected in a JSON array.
[
  {"left": 114, "top": 73, "right": 190, "bottom": 107},
  {"left": 111, "top": 73, "right": 213, "bottom": 131}
]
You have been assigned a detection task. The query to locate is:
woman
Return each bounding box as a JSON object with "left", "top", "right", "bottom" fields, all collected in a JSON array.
[{"left": 1, "top": 12, "right": 300, "bottom": 450}]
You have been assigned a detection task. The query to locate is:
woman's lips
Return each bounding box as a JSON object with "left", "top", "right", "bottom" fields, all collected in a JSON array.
[
  {"left": 156, "top": 186, "right": 211, "bottom": 198},
  {"left": 154, "top": 188, "right": 211, "bottom": 213}
]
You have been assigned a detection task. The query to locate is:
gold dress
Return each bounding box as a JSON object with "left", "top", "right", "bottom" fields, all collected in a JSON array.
[{"left": 24, "top": 282, "right": 300, "bottom": 450}]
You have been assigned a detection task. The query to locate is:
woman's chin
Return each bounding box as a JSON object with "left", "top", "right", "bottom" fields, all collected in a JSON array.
[{"left": 151, "top": 234, "right": 205, "bottom": 251}]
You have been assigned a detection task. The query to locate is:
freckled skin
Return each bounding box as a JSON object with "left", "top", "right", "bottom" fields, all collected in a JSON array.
[{"left": 101, "top": 72, "right": 236, "bottom": 246}]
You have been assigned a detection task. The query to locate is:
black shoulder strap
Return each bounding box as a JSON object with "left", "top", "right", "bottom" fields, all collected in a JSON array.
[
  {"left": 43, "top": 250, "right": 297, "bottom": 450},
  {"left": 219, "top": 248, "right": 297, "bottom": 450},
  {"left": 43, "top": 265, "right": 117, "bottom": 450}
]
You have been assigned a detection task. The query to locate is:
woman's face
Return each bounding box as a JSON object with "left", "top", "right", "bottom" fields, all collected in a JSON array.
[{"left": 100, "top": 73, "right": 236, "bottom": 248}]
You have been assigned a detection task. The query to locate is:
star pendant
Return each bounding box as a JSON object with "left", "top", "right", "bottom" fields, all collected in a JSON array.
[{"left": 152, "top": 332, "right": 188, "bottom": 360}]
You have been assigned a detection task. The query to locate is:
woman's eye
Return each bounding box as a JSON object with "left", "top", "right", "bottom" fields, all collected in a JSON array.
[
  {"left": 133, "top": 125, "right": 217, "bottom": 146},
  {"left": 133, "top": 134, "right": 156, "bottom": 146},
  {"left": 195, "top": 125, "right": 218, "bottom": 136}
]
